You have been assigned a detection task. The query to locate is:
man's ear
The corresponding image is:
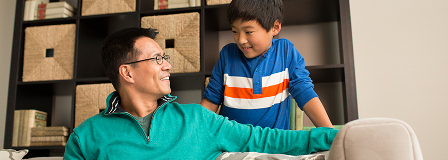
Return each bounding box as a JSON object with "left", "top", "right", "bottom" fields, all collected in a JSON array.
[
  {"left": 118, "top": 65, "right": 135, "bottom": 84},
  {"left": 272, "top": 19, "right": 282, "bottom": 36}
]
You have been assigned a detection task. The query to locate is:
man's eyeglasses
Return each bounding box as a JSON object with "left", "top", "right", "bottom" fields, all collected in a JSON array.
[{"left": 125, "top": 54, "right": 170, "bottom": 65}]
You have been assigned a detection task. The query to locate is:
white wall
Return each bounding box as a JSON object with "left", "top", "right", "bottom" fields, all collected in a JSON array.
[
  {"left": 350, "top": 0, "right": 448, "bottom": 159},
  {"left": 0, "top": 0, "right": 16, "bottom": 149}
]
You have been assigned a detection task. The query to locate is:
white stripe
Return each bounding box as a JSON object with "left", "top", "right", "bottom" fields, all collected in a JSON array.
[
  {"left": 224, "top": 74, "right": 253, "bottom": 88},
  {"left": 111, "top": 96, "right": 118, "bottom": 113},
  {"left": 224, "top": 68, "right": 289, "bottom": 88},
  {"left": 262, "top": 68, "right": 289, "bottom": 87},
  {"left": 223, "top": 90, "right": 290, "bottom": 109}
]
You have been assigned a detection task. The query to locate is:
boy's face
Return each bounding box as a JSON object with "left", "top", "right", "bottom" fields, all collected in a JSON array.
[{"left": 231, "top": 19, "right": 281, "bottom": 58}]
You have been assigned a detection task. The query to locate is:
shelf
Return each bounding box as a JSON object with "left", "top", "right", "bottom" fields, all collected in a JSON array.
[
  {"left": 4, "top": 0, "right": 357, "bottom": 156},
  {"left": 306, "top": 64, "right": 345, "bottom": 83},
  {"left": 17, "top": 80, "right": 73, "bottom": 85},
  {"left": 13, "top": 146, "right": 65, "bottom": 150}
]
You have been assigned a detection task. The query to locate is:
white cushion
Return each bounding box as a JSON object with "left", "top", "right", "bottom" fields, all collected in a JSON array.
[{"left": 0, "top": 149, "right": 28, "bottom": 160}]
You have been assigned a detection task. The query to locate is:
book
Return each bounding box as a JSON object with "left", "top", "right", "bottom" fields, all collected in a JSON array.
[
  {"left": 30, "top": 141, "right": 67, "bottom": 146},
  {"left": 30, "top": 126, "right": 69, "bottom": 147},
  {"left": 31, "top": 136, "right": 68, "bottom": 142},
  {"left": 31, "top": 126, "right": 69, "bottom": 136},
  {"left": 44, "top": 13, "right": 71, "bottom": 19},
  {"left": 34, "top": 0, "right": 49, "bottom": 20},
  {"left": 12, "top": 110, "right": 21, "bottom": 147},
  {"left": 15, "top": 109, "right": 47, "bottom": 146},
  {"left": 24, "top": 0, "right": 30, "bottom": 21},
  {"left": 36, "top": 2, "right": 46, "bottom": 20},
  {"left": 168, "top": 0, "right": 190, "bottom": 4},
  {"left": 154, "top": 0, "right": 159, "bottom": 10},
  {"left": 189, "top": 0, "right": 196, "bottom": 7},
  {"left": 195, "top": 0, "right": 200, "bottom": 6},
  {"left": 159, "top": 0, "right": 167, "bottom": 9},
  {"left": 20, "top": 110, "right": 29, "bottom": 146},
  {"left": 46, "top": 1, "right": 75, "bottom": 12},
  {"left": 295, "top": 105, "right": 304, "bottom": 130},
  {"left": 289, "top": 99, "right": 296, "bottom": 130},
  {"left": 44, "top": 7, "right": 74, "bottom": 16},
  {"left": 168, "top": 3, "right": 189, "bottom": 9}
]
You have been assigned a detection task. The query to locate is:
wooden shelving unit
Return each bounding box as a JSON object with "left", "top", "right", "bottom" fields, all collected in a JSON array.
[{"left": 4, "top": 0, "right": 357, "bottom": 157}]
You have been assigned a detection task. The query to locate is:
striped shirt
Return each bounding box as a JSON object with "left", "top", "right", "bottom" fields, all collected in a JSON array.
[{"left": 204, "top": 39, "right": 317, "bottom": 129}]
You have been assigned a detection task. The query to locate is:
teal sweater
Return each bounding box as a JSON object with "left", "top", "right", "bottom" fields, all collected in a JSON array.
[{"left": 64, "top": 92, "right": 338, "bottom": 160}]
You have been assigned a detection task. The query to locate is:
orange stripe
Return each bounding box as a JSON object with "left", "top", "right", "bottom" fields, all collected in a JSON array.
[{"left": 224, "top": 79, "right": 289, "bottom": 99}]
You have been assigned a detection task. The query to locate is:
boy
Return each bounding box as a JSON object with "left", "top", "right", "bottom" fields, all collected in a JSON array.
[{"left": 201, "top": 0, "right": 333, "bottom": 129}]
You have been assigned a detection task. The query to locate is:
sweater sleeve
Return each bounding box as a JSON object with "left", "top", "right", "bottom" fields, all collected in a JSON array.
[
  {"left": 284, "top": 40, "right": 318, "bottom": 109},
  {"left": 63, "top": 131, "right": 86, "bottom": 160},
  {"left": 202, "top": 106, "right": 338, "bottom": 155}
]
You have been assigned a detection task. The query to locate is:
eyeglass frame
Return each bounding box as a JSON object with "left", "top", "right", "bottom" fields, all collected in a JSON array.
[{"left": 124, "top": 54, "right": 170, "bottom": 65}]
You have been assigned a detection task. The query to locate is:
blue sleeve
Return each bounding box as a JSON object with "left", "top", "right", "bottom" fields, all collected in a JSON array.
[
  {"left": 203, "top": 45, "right": 228, "bottom": 105},
  {"left": 284, "top": 40, "right": 318, "bottom": 109}
]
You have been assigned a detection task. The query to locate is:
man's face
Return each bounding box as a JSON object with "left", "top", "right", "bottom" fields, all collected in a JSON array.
[
  {"left": 231, "top": 19, "right": 277, "bottom": 58},
  {"left": 132, "top": 37, "right": 172, "bottom": 97}
]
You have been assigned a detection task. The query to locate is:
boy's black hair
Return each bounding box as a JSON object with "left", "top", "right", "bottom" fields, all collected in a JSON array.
[
  {"left": 101, "top": 27, "right": 158, "bottom": 91},
  {"left": 227, "top": 0, "right": 283, "bottom": 32}
]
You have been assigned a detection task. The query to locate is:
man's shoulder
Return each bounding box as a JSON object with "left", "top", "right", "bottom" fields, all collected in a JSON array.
[
  {"left": 166, "top": 102, "right": 204, "bottom": 111},
  {"left": 165, "top": 102, "right": 213, "bottom": 116},
  {"left": 73, "top": 113, "right": 108, "bottom": 133}
]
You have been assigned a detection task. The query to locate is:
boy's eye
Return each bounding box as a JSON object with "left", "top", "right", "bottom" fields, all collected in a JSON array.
[
  {"left": 232, "top": 30, "right": 237, "bottom": 33},
  {"left": 246, "top": 31, "right": 253, "bottom": 34}
]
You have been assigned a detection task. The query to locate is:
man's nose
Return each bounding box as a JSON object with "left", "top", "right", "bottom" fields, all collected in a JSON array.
[{"left": 162, "top": 59, "right": 171, "bottom": 71}]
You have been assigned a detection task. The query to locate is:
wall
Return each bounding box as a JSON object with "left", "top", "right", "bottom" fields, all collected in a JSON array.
[
  {"left": 0, "top": 0, "right": 16, "bottom": 149},
  {"left": 350, "top": 0, "right": 448, "bottom": 159}
]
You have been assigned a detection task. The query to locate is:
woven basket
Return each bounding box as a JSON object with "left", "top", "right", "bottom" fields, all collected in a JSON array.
[
  {"left": 23, "top": 24, "right": 75, "bottom": 82},
  {"left": 141, "top": 12, "right": 200, "bottom": 73},
  {"left": 206, "top": 0, "right": 232, "bottom": 5},
  {"left": 82, "top": 0, "right": 135, "bottom": 16},
  {"left": 75, "top": 83, "right": 115, "bottom": 128}
]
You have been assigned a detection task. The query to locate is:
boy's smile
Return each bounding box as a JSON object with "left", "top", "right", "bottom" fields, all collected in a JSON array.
[{"left": 231, "top": 19, "right": 281, "bottom": 58}]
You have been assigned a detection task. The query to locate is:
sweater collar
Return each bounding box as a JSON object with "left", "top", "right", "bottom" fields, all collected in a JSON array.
[{"left": 104, "top": 91, "right": 176, "bottom": 115}]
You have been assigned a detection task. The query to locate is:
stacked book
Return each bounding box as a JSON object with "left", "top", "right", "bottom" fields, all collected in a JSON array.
[
  {"left": 290, "top": 99, "right": 344, "bottom": 131},
  {"left": 35, "top": 1, "right": 75, "bottom": 20},
  {"left": 155, "top": 0, "right": 201, "bottom": 10},
  {"left": 30, "top": 126, "right": 69, "bottom": 146},
  {"left": 23, "top": 0, "right": 49, "bottom": 21},
  {"left": 12, "top": 109, "right": 47, "bottom": 147}
]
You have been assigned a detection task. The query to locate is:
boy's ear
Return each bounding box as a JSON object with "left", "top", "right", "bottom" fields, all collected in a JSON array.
[
  {"left": 272, "top": 19, "right": 282, "bottom": 36},
  {"left": 119, "top": 65, "right": 135, "bottom": 84}
]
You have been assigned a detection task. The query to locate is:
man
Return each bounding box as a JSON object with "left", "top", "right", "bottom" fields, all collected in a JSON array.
[{"left": 63, "top": 27, "right": 338, "bottom": 160}]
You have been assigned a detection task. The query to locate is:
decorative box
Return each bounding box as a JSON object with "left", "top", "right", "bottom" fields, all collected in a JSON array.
[
  {"left": 206, "top": 0, "right": 232, "bottom": 5},
  {"left": 141, "top": 12, "right": 200, "bottom": 73},
  {"left": 75, "top": 83, "right": 115, "bottom": 127},
  {"left": 82, "top": 0, "right": 136, "bottom": 16},
  {"left": 22, "top": 24, "right": 76, "bottom": 82}
]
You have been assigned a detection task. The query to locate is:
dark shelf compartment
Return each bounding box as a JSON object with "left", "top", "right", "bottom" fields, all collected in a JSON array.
[
  {"left": 204, "top": 0, "right": 340, "bottom": 31},
  {"left": 76, "top": 13, "right": 140, "bottom": 79},
  {"left": 13, "top": 146, "right": 65, "bottom": 158},
  {"left": 22, "top": 18, "right": 77, "bottom": 28},
  {"left": 306, "top": 64, "right": 345, "bottom": 83}
]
